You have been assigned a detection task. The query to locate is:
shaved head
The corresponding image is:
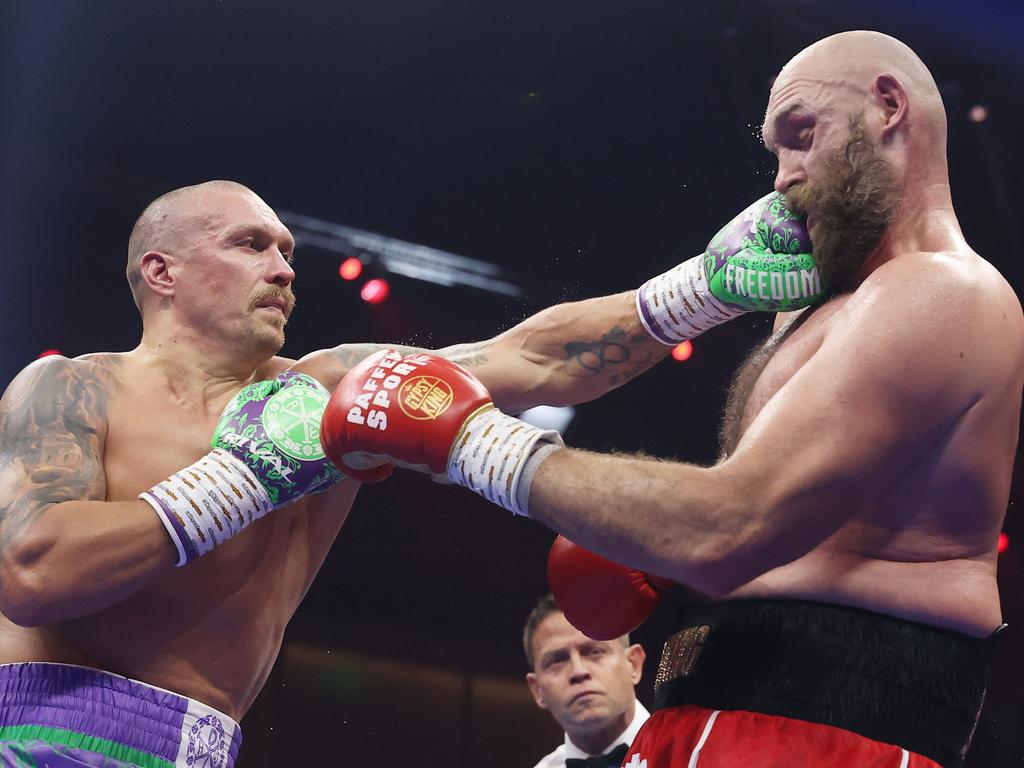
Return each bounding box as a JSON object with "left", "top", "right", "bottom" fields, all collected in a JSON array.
[
  {"left": 771, "top": 31, "right": 946, "bottom": 149},
  {"left": 124, "top": 179, "right": 296, "bottom": 356},
  {"left": 780, "top": 31, "right": 939, "bottom": 96},
  {"left": 126, "top": 180, "right": 269, "bottom": 311},
  {"left": 761, "top": 32, "right": 952, "bottom": 290}
]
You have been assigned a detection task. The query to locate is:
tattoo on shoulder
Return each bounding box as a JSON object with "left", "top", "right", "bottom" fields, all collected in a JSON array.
[
  {"left": 0, "top": 356, "right": 120, "bottom": 550},
  {"left": 563, "top": 326, "right": 655, "bottom": 386}
]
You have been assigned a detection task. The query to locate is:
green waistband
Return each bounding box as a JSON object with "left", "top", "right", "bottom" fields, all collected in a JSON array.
[{"left": 0, "top": 724, "right": 174, "bottom": 768}]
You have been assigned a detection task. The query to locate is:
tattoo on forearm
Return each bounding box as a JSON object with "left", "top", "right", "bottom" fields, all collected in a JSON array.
[
  {"left": 563, "top": 326, "right": 657, "bottom": 386},
  {"left": 330, "top": 344, "right": 424, "bottom": 372},
  {"left": 442, "top": 342, "right": 491, "bottom": 368},
  {"left": 329, "top": 341, "right": 491, "bottom": 381},
  {"left": 0, "top": 356, "right": 118, "bottom": 553}
]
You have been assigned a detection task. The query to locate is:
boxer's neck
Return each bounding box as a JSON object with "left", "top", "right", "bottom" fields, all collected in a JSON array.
[
  {"left": 858, "top": 182, "right": 963, "bottom": 279},
  {"left": 132, "top": 332, "right": 262, "bottom": 412}
]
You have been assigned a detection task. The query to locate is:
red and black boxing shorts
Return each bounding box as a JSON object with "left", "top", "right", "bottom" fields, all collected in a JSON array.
[
  {"left": 629, "top": 599, "right": 1000, "bottom": 768},
  {"left": 628, "top": 705, "right": 938, "bottom": 767}
]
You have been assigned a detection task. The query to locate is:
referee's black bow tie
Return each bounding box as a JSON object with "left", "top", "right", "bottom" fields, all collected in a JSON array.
[{"left": 565, "top": 743, "right": 629, "bottom": 768}]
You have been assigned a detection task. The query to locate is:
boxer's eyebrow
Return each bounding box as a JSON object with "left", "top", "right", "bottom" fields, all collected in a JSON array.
[
  {"left": 223, "top": 224, "right": 263, "bottom": 243},
  {"left": 763, "top": 101, "right": 808, "bottom": 152},
  {"left": 224, "top": 224, "right": 295, "bottom": 254}
]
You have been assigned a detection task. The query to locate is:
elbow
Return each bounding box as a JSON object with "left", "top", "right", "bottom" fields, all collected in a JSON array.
[
  {"left": 683, "top": 535, "right": 763, "bottom": 598},
  {"left": 668, "top": 479, "right": 772, "bottom": 596},
  {"left": 694, "top": 568, "right": 760, "bottom": 599},
  {"left": 528, "top": 380, "right": 593, "bottom": 410},
  {"left": 490, "top": 361, "right": 582, "bottom": 414},
  {"left": 679, "top": 495, "right": 823, "bottom": 598},
  {"left": 0, "top": 570, "right": 52, "bottom": 627},
  {"left": 0, "top": 539, "right": 59, "bottom": 627},
  {"left": 682, "top": 481, "right": 833, "bottom": 597}
]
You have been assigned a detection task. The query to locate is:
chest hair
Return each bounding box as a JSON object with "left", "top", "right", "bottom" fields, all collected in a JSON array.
[{"left": 717, "top": 310, "right": 817, "bottom": 459}]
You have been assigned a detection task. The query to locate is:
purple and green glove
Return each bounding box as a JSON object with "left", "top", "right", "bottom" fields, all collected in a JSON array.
[
  {"left": 636, "top": 192, "right": 822, "bottom": 344},
  {"left": 140, "top": 371, "right": 345, "bottom": 566}
]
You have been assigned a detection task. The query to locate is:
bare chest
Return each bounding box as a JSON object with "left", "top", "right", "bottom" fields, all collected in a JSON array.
[
  {"left": 98, "top": 382, "right": 327, "bottom": 579},
  {"left": 721, "top": 300, "right": 849, "bottom": 455},
  {"left": 102, "top": 390, "right": 225, "bottom": 502},
  {"left": 100, "top": 357, "right": 300, "bottom": 500}
]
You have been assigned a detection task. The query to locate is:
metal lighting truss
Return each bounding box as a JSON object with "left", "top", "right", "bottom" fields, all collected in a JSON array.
[{"left": 279, "top": 211, "right": 527, "bottom": 298}]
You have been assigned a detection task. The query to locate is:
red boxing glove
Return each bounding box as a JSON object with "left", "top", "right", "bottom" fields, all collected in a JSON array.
[
  {"left": 548, "top": 535, "right": 673, "bottom": 640},
  {"left": 322, "top": 350, "right": 563, "bottom": 514},
  {"left": 321, "top": 349, "right": 492, "bottom": 480}
]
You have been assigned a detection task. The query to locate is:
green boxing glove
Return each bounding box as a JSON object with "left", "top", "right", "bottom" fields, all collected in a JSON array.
[
  {"left": 140, "top": 371, "right": 345, "bottom": 566},
  {"left": 636, "top": 192, "right": 824, "bottom": 344}
]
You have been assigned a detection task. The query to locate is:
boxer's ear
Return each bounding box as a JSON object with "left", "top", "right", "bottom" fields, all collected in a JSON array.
[
  {"left": 874, "top": 73, "right": 908, "bottom": 143},
  {"left": 140, "top": 251, "right": 176, "bottom": 299}
]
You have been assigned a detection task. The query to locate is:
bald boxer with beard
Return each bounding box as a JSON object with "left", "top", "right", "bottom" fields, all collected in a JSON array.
[
  {"left": 0, "top": 171, "right": 816, "bottom": 766},
  {"left": 324, "top": 31, "right": 1024, "bottom": 767}
]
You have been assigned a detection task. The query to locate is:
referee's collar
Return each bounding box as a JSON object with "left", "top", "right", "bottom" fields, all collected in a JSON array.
[{"left": 563, "top": 701, "right": 650, "bottom": 761}]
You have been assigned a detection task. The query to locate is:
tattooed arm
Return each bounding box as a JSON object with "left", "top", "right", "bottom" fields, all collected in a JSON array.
[
  {"left": 0, "top": 356, "right": 174, "bottom": 626},
  {"left": 453, "top": 291, "right": 673, "bottom": 413},
  {"left": 296, "top": 291, "right": 671, "bottom": 414}
]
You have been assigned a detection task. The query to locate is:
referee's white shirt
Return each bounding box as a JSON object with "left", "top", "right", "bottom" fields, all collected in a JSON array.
[{"left": 530, "top": 701, "right": 650, "bottom": 768}]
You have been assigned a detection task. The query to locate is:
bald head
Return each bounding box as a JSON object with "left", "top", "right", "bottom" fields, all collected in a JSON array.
[
  {"left": 126, "top": 180, "right": 270, "bottom": 311},
  {"left": 770, "top": 31, "right": 946, "bottom": 150},
  {"left": 781, "top": 31, "right": 938, "bottom": 92},
  {"left": 761, "top": 33, "right": 951, "bottom": 290}
]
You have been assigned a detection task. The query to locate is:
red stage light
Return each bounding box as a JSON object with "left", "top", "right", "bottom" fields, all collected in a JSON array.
[
  {"left": 967, "top": 105, "right": 989, "bottom": 123},
  {"left": 360, "top": 278, "right": 390, "bottom": 304},
  {"left": 37, "top": 349, "right": 62, "bottom": 359},
  {"left": 671, "top": 341, "right": 694, "bottom": 362},
  {"left": 339, "top": 257, "right": 363, "bottom": 281},
  {"left": 998, "top": 532, "right": 1009, "bottom": 554}
]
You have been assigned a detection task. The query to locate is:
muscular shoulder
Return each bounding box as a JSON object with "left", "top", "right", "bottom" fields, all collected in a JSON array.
[
  {"left": 0, "top": 355, "right": 119, "bottom": 489},
  {"left": 828, "top": 250, "right": 1022, "bottom": 406},
  {"left": 0, "top": 355, "right": 118, "bottom": 512},
  {"left": 855, "top": 250, "right": 1019, "bottom": 316},
  {"left": 1, "top": 354, "right": 121, "bottom": 436}
]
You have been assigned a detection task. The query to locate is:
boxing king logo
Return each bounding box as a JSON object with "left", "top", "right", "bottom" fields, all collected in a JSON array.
[
  {"left": 346, "top": 352, "right": 437, "bottom": 431},
  {"left": 398, "top": 376, "right": 454, "bottom": 421}
]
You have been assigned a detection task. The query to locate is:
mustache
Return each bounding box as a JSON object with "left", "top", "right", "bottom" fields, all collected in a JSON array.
[
  {"left": 784, "top": 182, "right": 814, "bottom": 217},
  {"left": 250, "top": 287, "right": 297, "bottom": 318}
]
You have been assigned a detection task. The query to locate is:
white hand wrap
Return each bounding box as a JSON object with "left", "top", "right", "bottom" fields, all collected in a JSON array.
[
  {"left": 447, "top": 406, "right": 564, "bottom": 517},
  {"left": 139, "top": 448, "right": 272, "bottom": 566},
  {"left": 635, "top": 253, "right": 745, "bottom": 345}
]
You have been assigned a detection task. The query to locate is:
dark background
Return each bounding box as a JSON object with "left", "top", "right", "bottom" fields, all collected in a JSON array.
[{"left": 1, "top": 1, "right": 1022, "bottom": 765}]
